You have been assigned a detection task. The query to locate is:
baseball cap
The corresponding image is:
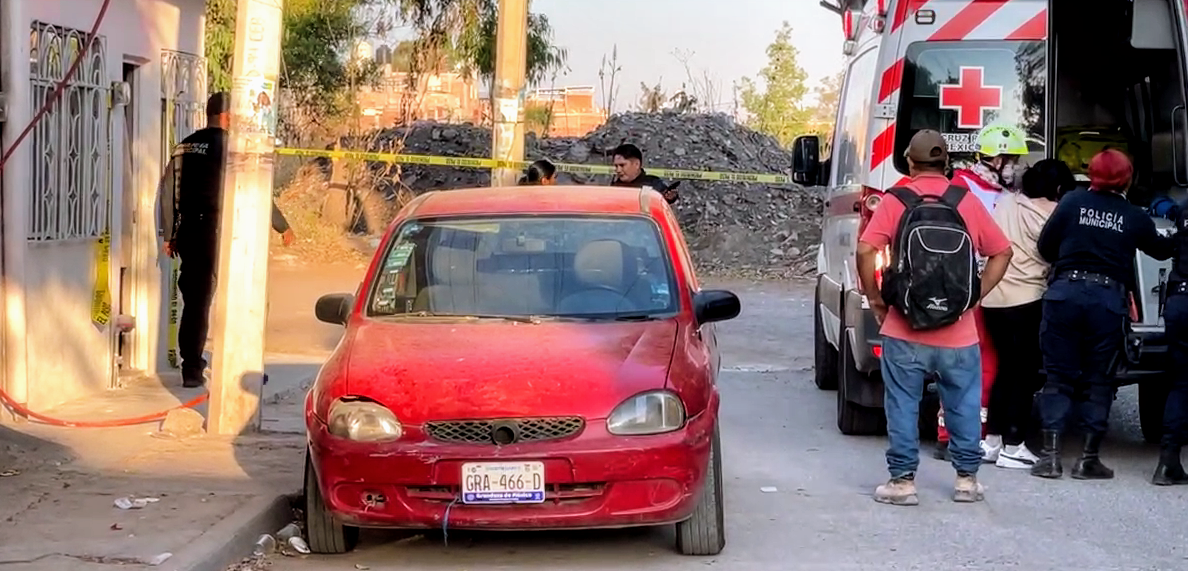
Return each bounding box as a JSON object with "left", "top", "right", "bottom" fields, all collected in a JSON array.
[
  {"left": 904, "top": 129, "right": 949, "bottom": 164},
  {"left": 206, "top": 92, "right": 230, "bottom": 116}
]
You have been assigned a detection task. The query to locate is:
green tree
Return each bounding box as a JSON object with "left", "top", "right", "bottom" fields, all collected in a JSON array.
[
  {"left": 808, "top": 70, "right": 844, "bottom": 140},
  {"left": 204, "top": 0, "right": 381, "bottom": 120},
  {"left": 738, "top": 22, "right": 810, "bottom": 147},
  {"left": 396, "top": 0, "right": 567, "bottom": 89}
]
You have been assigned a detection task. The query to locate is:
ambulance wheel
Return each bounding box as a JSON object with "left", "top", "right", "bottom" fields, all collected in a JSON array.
[
  {"left": 813, "top": 287, "right": 839, "bottom": 390},
  {"left": 1138, "top": 378, "right": 1170, "bottom": 445},
  {"left": 837, "top": 332, "right": 887, "bottom": 436}
]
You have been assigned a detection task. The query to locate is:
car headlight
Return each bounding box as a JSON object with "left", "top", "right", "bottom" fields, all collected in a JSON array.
[
  {"left": 327, "top": 398, "right": 404, "bottom": 442},
  {"left": 606, "top": 391, "right": 686, "bottom": 436}
]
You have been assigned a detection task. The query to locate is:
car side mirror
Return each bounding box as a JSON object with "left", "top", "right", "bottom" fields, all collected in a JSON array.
[
  {"left": 315, "top": 293, "right": 355, "bottom": 326},
  {"left": 693, "top": 290, "right": 741, "bottom": 325},
  {"left": 792, "top": 135, "right": 821, "bottom": 185}
]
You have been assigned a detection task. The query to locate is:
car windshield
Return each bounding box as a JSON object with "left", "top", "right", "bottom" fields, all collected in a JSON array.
[
  {"left": 894, "top": 40, "right": 1047, "bottom": 173},
  {"left": 366, "top": 215, "right": 679, "bottom": 320}
]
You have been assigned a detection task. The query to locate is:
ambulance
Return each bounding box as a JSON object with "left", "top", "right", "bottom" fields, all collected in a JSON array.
[{"left": 800, "top": 0, "right": 1184, "bottom": 441}]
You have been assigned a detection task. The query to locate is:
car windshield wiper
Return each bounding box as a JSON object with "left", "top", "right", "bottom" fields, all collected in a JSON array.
[
  {"left": 612, "top": 313, "right": 660, "bottom": 322},
  {"left": 377, "top": 312, "right": 544, "bottom": 324}
]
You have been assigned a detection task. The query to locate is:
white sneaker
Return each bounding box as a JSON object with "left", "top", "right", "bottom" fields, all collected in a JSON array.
[
  {"left": 980, "top": 435, "right": 1003, "bottom": 463},
  {"left": 996, "top": 443, "right": 1040, "bottom": 469}
]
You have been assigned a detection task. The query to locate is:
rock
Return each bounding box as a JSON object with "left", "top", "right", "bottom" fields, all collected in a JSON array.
[
  {"left": 159, "top": 408, "right": 204, "bottom": 437},
  {"left": 324, "top": 112, "right": 823, "bottom": 278}
]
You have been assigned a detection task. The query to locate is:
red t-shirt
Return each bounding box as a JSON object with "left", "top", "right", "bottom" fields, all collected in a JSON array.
[{"left": 858, "top": 173, "right": 1012, "bottom": 348}]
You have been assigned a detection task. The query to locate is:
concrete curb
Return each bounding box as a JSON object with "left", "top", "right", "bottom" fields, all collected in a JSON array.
[{"left": 166, "top": 492, "right": 298, "bottom": 571}]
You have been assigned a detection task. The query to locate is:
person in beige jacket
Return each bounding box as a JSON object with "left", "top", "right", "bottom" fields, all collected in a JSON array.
[{"left": 981, "top": 159, "right": 1076, "bottom": 469}]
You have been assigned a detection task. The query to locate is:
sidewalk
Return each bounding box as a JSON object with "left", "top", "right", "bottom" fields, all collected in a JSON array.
[{"left": 0, "top": 354, "right": 320, "bottom": 571}]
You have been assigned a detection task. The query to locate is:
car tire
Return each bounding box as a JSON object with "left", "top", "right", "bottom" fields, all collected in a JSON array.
[
  {"left": 837, "top": 331, "right": 887, "bottom": 436},
  {"left": 813, "top": 287, "right": 839, "bottom": 391},
  {"left": 676, "top": 427, "right": 726, "bottom": 556},
  {"left": 305, "top": 449, "right": 359, "bottom": 554},
  {"left": 1139, "top": 378, "right": 1170, "bottom": 445}
]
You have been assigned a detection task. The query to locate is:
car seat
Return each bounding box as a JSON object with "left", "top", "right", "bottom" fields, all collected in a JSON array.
[{"left": 558, "top": 239, "right": 638, "bottom": 315}]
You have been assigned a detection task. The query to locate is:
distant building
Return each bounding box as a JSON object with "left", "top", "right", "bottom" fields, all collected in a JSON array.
[{"left": 525, "top": 86, "right": 608, "bottom": 137}]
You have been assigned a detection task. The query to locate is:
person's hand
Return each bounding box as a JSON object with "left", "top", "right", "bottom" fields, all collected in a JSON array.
[
  {"left": 162, "top": 241, "right": 174, "bottom": 258},
  {"left": 869, "top": 295, "right": 888, "bottom": 326},
  {"left": 281, "top": 228, "right": 296, "bottom": 247},
  {"left": 663, "top": 189, "right": 679, "bottom": 203}
]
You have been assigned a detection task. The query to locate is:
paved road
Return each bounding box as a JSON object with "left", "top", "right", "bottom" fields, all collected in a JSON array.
[{"left": 268, "top": 279, "right": 1188, "bottom": 570}]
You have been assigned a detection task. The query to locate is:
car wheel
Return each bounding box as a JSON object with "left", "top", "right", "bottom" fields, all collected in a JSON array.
[
  {"left": 1139, "top": 378, "right": 1170, "bottom": 445},
  {"left": 813, "top": 287, "right": 839, "bottom": 391},
  {"left": 676, "top": 427, "right": 725, "bottom": 556},
  {"left": 837, "top": 330, "right": 887, "bottom": 436},
  {"left": 305, "top": 449, "right": 359, "bottom": 554}
]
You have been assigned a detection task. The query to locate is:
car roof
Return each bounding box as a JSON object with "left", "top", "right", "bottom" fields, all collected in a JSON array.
[{"left": 408, "top": 185, "right": 663, "bottom": 218}]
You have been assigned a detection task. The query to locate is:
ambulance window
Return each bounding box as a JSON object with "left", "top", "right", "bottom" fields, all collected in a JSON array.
[
  {"left": 832, "top": 48, "right": 879, "bottom": 187},
  {"left": 893, "top": 40, "right": 1046, "bottom": 174}
]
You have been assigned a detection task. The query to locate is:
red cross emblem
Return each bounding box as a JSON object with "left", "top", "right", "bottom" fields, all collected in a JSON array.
[{"left": 938, "top": 66, "right": 1002, "bottom": 130}]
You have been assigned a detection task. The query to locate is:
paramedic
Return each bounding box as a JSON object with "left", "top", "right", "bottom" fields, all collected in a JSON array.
[
  {"left": 1032, "top": 149, "right": 1174, "bottom": 480},
  {"left": 610, "top": 143, "right": 679, "bottom": 204},
  {"left": 981, "top": 159, "right": 1072, "bottom": 470},
  {"left": 158, "top": 92, "right": 296, "bottom": 388},
  {"left": 936, "top": 124, "right": 1030, "bottom": 461},
  {"left": 1154, "top": 198, "right": 1188, "bottom": 486}
]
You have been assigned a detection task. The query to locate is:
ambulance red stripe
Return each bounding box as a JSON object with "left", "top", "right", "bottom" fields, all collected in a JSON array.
[
  {"left": 878, "top": 59, "right": 905, "bottom": 103},
  {"left": 928, "top": 0, "right": 1010, "bottom": 42},
  {"left": 1005, "top": 9, "right": 1048, "bottom": 40},
  {"left": 870, "top": 123, "right": 897, "bottom": 169}
]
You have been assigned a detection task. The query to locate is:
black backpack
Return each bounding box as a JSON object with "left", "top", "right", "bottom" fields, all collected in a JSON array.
[{"left": 880, "top": 185, "right": 980, "bottom": 331}]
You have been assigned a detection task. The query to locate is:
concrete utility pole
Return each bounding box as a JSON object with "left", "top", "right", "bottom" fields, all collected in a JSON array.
[
  {"left": 208, "top": 0, "right": 285, "bottom": 436},
  {"left": 489, "top": 0, "right": 529, "bottom": 187}
]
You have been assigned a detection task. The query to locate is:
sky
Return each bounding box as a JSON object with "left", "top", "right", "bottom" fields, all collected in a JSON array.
[
  {"left": 529, "top": 0, "right": 846, "bottom": 111},
  {"left": 375, "top": 0, "right": 847, "bottom": 112}
]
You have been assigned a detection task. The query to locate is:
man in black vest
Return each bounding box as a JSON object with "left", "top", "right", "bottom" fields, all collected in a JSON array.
[
  {"left": 609, "top": 143, "right": 678, "bottom": 204},
  {"left": 158, "top": 92, "right": 296, "bottom": 387},
  {"left": 1155, "top": 199, "right": 1188, "bottom": 485}
]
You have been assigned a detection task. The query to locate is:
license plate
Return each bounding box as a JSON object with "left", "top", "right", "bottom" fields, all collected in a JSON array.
[{"left": 461, "top": 461, "right": 546, "bottom": 504}]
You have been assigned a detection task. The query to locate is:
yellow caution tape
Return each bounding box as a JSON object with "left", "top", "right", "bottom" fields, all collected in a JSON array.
[
  {"left": 90, "top": 231, "right": 112, "bottom": 327},
  {"left": 274, "top": 147, "right": 794, "bottom": 185},
  {"left": 166, "top": 255, "right": 182, "bottom": 369}
]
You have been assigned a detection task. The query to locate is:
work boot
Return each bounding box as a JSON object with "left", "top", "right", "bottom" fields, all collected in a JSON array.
[
  {"left": 953, "top": 473, "right": 985, "bottom": 503},
  {"left": 1030, "top": 429, "right": 1063, "bottom": 479},
  {"left": 1071, "top": 433, "right": 1114, "bottom": 480},
  {"left": 1152, "top": 446, "right": 1188, "bottom": 486},
  {"left": 874, "top": 476, "right": 919, "bottom": 506}
]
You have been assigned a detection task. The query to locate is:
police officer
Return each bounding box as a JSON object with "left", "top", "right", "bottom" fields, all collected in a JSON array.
[
  {"left": 1154, "top": 200, "right": 1188, "bottom": 485},
  {"left": 158, "top": 92, "right": 296, "bottom": 388},
  {"left": 1031, "top": 149, "right": 1174, "bottom": 480},
  {"left": 609, "top": 143, "right": 678, "bottom": 204}
]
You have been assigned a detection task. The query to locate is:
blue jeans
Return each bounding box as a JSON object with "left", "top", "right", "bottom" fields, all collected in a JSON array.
[{"left": 881, "top": 337, "right": 983, "bottom": 478}]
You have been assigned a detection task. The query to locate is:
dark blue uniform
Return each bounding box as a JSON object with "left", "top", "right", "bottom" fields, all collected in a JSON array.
[
  {"left": 158, "top": 126, "right": 290, "bottom": 386},
  {"left": 1031, "top": 189, "right": 1173, "bottom": 479},
  {"left": 1155, "top": 204, "right": 1188, "bottom": 485}
]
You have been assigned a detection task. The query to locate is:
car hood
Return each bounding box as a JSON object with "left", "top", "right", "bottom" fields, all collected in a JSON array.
[{"left": 343, "top": 318, "right": 678, "bottom": 422}]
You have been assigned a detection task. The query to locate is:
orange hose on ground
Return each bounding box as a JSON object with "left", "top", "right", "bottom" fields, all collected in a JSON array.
[{"left": 0, "top": 387, "right": 208, "bottom": 428}]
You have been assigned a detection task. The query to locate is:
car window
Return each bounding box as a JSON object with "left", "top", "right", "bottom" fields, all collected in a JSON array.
[
  {"left": 367, "top": 215, "right": 678, "bottom": 319},
  {"left": 893, "top": 40, "right": 1047, "bottom": 174}
]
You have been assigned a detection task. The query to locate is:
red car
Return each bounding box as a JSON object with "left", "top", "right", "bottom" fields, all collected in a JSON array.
[{"left": 304, "top": 186, "right": 741, "bottom": 556}]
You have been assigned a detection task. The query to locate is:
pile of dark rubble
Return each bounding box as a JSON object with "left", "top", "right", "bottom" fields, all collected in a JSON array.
[{"left": 323, "top": 112, "right": 822, "bottom": 278}]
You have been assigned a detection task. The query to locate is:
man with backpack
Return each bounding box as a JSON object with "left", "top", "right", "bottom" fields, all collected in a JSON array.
[{"left": 857, "top": 130, "right": 1013, "bottom": 506}]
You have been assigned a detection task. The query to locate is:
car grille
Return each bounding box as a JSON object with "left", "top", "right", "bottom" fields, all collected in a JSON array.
[{"left": 425, "top": 417, "right": 585, "bottom": 445}]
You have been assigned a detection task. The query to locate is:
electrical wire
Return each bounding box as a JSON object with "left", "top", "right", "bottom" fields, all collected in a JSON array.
[{"left": 0, "top": 0, "right": 113, "bottom": 171}]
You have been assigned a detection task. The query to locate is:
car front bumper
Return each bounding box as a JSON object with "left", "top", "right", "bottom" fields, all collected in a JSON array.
[{"left": 306, "top": 408, "right": 716, "bottom": 530}]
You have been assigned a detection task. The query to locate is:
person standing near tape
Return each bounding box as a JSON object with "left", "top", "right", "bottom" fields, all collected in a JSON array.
[
  {"left": 158, "top": 92, "right": 296, "bottom": 388},
  {"left": 610, "top": 143, "right": 679, "bottom": 204}
]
